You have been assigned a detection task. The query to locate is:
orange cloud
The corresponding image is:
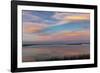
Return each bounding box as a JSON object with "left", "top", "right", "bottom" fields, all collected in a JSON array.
[
  {"left": 64, "top": 14, "right": 90, "bottom": 21},
  {"left": 24, "top": 25, "right": 42, "bottom": 33},
  {"left": 23, "top": 22, "right": 47, "bottom": 33},
  {"left": 59, "top": 30, "right": 90, "bottom": 37}
]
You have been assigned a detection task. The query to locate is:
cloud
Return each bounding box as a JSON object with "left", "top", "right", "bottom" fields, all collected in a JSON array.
[
  {"left": 64, "top": 14, "right": 90, "bottom": 21},
  {"left": 22, "top": 10, "right": 42, "bottom": 22},
  {"left": 22, "top": 11, "right": 90, "bottom": 43},
  {"left": 23, "top": 22, "right": 48, "bottom": 33},
  {"left": 52, "top": 12, "right": 71, "bottom": 20},
  {"left": 53, "top": 12, "right": 90, "bottom": 20},
  {"left": 52, "top": 12, "right": 90, "bottom": 25},
  {"left": 35, "top": 20, "right": 90, "bottom": 35},
  {"left": 62, "top": 30, "right": 89, "bottom": 36},
  {"left": 23, "top": 30, "right": 90, "bottom": 43},
  {"left": 46, "top": 30, "right": 90, "bottom": 42}
]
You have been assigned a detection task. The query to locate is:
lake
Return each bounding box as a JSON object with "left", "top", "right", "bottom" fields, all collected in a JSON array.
[{"left": 22, "top": 44, "right": 90, "bottom": 62}]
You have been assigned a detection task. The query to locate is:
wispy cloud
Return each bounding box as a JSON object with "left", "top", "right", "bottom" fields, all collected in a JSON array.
[
  {"left": 37, "top": 30, "right": 89, "bottom": 42},
  {"left": 52, "top": 12, "right": 90, "bottom": 20},
  {"left": 52, "top": 12, "right": 90, "bottom": 25},
  {"left": 23, "top": 22, "right": 48, "bottom": 33},
  {"left": 22, "top": 10, "right": 43, "bottom": 23},
  {"left": 22, "top": 10, "right": 90, "bottom": 44},
  {"left": 23, "top": 30, "right": 90, "bottom": 43},
  {"left": 34, "top": 20, "right": 90, "bottom": 35}
]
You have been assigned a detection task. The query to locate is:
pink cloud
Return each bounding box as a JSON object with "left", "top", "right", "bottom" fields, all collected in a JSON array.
[{"left": 32, "top": 30, "right": 90, "bottom": 42}]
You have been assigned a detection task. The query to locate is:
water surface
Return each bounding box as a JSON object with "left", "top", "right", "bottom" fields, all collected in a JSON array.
[{"left": 22, "top": 44, "right": 90, "bottom": 62}]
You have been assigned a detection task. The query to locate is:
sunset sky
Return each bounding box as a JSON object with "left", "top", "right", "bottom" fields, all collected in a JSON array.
[{"left": 22, "top": 10, "right": 90, "bottom": 44}]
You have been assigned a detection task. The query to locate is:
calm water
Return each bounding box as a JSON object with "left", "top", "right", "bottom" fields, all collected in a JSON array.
[{"left": 22, "top": 44, "right": 90, "bottom": 62}]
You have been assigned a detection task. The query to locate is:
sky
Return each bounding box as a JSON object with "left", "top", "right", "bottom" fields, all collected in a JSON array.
[{"left": 22, "top": 10, "right": 90, "bottom": 44}]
